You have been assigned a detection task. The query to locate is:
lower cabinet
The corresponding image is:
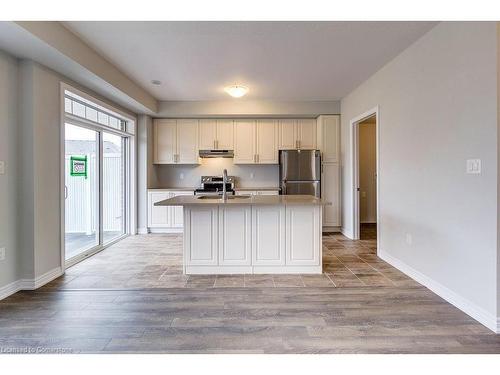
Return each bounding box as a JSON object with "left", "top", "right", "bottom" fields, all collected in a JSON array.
[
  {"left": 184, "top": 206, "right": 218, "bottom": 265},
  {"left": 285, "top": 205, "right": 321, "bottom": 266},
  {"left": 219, "top": 206, "right": 252, "bottom": 266},
  {"left": 252, "top": 206, "right": 286, "bottom": 266},
  {"left": 184, "top": 204, "right": 321, "bottom": 273},
  {"left": 147, "top": 190, "right": 194, "bottom": 232}
]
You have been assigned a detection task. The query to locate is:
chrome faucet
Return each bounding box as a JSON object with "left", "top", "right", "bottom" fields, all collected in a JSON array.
[{"left": 222, "top": 169, "right": 228, "bottom": 202}]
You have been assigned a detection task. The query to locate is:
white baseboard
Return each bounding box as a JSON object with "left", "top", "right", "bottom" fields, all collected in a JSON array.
[
  {"left": 148, "top": 228, "right": 183, "bottom": 234},
  {"left": 0, "top": 280, "right": 24, "bottom": 300},
  {"left": 322, "top": 226, "right": 341, "bottom": 233},
  {"left": 137, "top": 227, "right": 149, "bottom": 235},
  {"left": 0, "top": 267, "right": 63, "bottom": 301},
  {"left": 340, "top": 227, "right": 354, "bottom": 239},
  {"left": 379, "top": 250, "right": 499, "bottom": 334}
]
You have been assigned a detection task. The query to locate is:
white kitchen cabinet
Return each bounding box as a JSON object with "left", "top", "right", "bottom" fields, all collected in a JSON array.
[
  {"left": 256, "top": 120, "right": 279, "bottom": 164},
  {"left": 153, "top": 119, "right": 176, "bottom": 164},
  {"left": 286, "top": 205, "right": 321, "bottom": 266},
  {"left": 278, "top": 119, "right": 297, "bottom": 149},
  {"left": 233, "top": 120, "right": 256, "bottom": 164},
  {"left": 321, "top": 163, "right": 341, "bottom": 227},
  {"left": 317, "top": 115, "right": 340, "bottom": 163},
  {"left": 176, "top": 119, "right": 199, "bottom": 164},
  {"left": 171, "top": 191, "right": 194, "bottom": 228},
  {"left": 252, "top": 206, "right": 286, "bottom": 266},
  {"left": 184, "top": 206, "right": 218, "bottom": 266},
  {"left": 235, "top": 190, "right": 280, "bottom": 196},
  {"left": 234, "top": 120, "right": 278, "bottom": 164},
  {"left": 219, "top": 206, "right": 252, "bottom": 266},
  {"left": 153, "top": 119, "right": 199, "bottom": 164},
  {"left": 297, "top": 119, "right": 317, "bottom": 149},
  {"left": 198, "top": 119, "right": 217, "bottom": 150},
  {"left": 198, "top": 119, "right": 234, "bottom": 150},
  {"left": 147, "top": 190, "right": 194, "bottom": 232},
  {"left": 216, "top": 119, "right": 234, "bottom": 150},
  {"left": 148, "top": 191, "right": 171, "bottom": 228},
  {"left": 278, "top": 119, "right": 317, "bottom": 150}
]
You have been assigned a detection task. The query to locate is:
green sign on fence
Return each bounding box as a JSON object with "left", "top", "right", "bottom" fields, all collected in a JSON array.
[{"left": 70, "top": 155, "right": 87, "bottom": 178}]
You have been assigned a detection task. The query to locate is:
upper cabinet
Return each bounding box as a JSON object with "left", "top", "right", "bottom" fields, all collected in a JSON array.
[
  {"left": 278, "top": 119, "right": 317, "bottom": 150},
  {"left": 198, "top": 119, "right": 234, "bottom": 150},
  {"left": 317, "top": 115, "right": 340, "bottom": 163},
  {"left": 256, "top": 120, "right": 279, "bottom": 164},
  {"left": 234, "top": 120, "right": 278, "bottom": 164},
  {"left": 233, "top": 120, "right": 256, "bottom": 164},
  {"left": 153, "top": 119, "right": 199, "bottom": 164}
]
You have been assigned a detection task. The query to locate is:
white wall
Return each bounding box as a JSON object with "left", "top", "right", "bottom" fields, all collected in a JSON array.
[
  {"left": 14, "top": 58, "right": 138, "bottom": 283},
  {"left": 0, "top": 51, "right": 19, "bottom": 288},
  {"left": 341, "top": 22, "right": 498, "bottom": 330},
  {"left": 150, "top": 159, "right": 279, "bottom": 189},
  {"left": 158, "top": 100, "right": 340, "bottom": 118}
]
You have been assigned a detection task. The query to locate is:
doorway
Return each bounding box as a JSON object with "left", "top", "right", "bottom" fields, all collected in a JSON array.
[
  {"left": 62, "top": 86, "right": 134, "bottom": 267},
  {"left": 351, "top": 107, "right": 379, "bottom": 243}
]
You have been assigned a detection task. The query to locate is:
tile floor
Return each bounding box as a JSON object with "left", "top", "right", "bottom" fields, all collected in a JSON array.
[{"left": 46, "top": 228, "right": 420, "bottom": 290}]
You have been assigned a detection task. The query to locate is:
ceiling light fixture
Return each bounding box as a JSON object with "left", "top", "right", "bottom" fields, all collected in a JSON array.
[
  {"left": 224, "top": 85, "right": 249, "bottom": 98},
  {"left": 151, "top": 80, "right": 162, "bottom": 85}
]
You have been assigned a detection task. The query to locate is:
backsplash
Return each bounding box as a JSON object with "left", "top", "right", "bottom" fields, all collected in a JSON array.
[{"left": 149, "top": 158, "right": 279, "bottom": 189}]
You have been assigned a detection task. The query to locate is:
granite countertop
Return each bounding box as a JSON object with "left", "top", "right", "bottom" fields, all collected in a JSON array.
[
  {"left": 155, "top": 194, "right": 330, "bottom": 206},
  {"left": 234, "top": 187, "right": 280, "bottom": 191},
  {"left": 148, "top": 187, "right": 195, "bottom": 191}
]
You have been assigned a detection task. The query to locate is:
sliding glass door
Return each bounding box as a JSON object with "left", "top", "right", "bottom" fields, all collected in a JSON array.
[
  {"left": 64, "top": 124, "right": 129, "bottom": 264},
  {"left": 64, "top": 124, "right": 100, "bottom": 260},
  {"left": 102, "top": 132, "right": 126, "bottom": 244}
]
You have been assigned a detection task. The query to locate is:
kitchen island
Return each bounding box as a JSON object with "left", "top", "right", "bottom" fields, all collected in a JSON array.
[{"left": 156, "top": 194, "right": 329, "bottom": 274}]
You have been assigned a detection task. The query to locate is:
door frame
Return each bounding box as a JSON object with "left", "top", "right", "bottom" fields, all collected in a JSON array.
[
  {"left": 350, "top": 106, "right": 380, "bottom": 250},
  {"left": 60, "top": 83, "right": 136, "bottom": 270}
]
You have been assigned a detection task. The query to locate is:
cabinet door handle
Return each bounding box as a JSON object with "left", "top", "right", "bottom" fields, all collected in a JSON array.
[
  {"left": 257, "top": 154, "right": 259, "bottom": 163},
  {"left": 214, "top": 140, "right": 217, "bottom": 149},
  {"left": 216, "top": 140, "right": 219, "bottom": 149}
]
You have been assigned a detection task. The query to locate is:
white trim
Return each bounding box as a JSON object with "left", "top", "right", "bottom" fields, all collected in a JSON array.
[
  {"left": 340, "top": 227, "right": 354, "bottom": 239},
  {"left": 0, "top": 267, "right": 63, "bottom": 301},
  {"left": 0, "top": 280, "right": 23, "bottom": 300},
  {"left": 60, "top": 82, "right": 136, "bottom": 266},
  {"left": 148, "top": 228, "right": 183, "bottom": 234},
  {"left": 349, "top": 106, "right": 380, "bottom": 254},
  {"left": 137, "top": 227, "right": 149, "bottom": 235},
  {"left": 379, "top": 250, "right": 499, "bottom": 333}
]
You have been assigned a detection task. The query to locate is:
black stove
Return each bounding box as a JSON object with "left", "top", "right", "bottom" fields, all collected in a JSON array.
[{"left": 194, "top": 175, "right": 236, "bottom": 196}]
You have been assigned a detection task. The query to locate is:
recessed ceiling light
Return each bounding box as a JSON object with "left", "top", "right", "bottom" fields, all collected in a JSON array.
[
  {"left": 151, "top": 80, "right": 162, "bottom": 85},
  {"left": 224, "top": 85, "right": 249, "bottom": 98}
]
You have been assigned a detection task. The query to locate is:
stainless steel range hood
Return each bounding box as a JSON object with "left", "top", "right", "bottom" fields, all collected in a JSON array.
[{"left": 199, "top": 150, "right": 234, "bottom": 158}]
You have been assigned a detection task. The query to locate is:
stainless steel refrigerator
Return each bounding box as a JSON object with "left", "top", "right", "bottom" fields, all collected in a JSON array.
[{"left": 279, "top": 150, "right": 321, "bottom": 197}]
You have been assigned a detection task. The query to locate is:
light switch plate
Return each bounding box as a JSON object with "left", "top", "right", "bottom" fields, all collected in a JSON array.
[
  {"left": 0, "top": 161, "right": 5, "bottom": 175},
  {"left": 0, "top": 247, "right": 5, "bottom": 261},
  {"left": 466, "top": 159, "right": 481, "bottom": 174}
]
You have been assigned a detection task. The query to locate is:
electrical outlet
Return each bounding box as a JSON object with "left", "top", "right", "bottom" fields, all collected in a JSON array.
[
  {"left": 0, "top": 247, "right": 5, "bottom": 261},
  {"left": 405, "top": 234, "right": 413, "bottom": 246},
  {"left": 179, "top": 173, "right": 184, "bottom": 180},
  {"left": 466, "top": 159, "right": 481, "bottom": 174},
  {"left": 0, "top": 161, "right": 5, "bottom": 175},
  {"left": 250, "top": 172, "right": 255, "bottom": 179}
]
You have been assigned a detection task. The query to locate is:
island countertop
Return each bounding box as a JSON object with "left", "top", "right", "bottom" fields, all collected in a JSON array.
[{"left": 155, "top": 194, "right": 330, "bottom": 206}]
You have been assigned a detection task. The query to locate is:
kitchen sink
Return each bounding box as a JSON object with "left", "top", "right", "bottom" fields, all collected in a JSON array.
[{"left": 196, "top": 195, "right": 251, "bottom": 200}]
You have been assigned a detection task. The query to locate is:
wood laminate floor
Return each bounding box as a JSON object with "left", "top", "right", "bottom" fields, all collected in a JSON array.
[{"left": 0, "top": 233, "right": 498, "bottom": 353}]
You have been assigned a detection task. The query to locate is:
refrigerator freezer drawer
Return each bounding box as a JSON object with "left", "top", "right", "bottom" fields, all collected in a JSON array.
[{"left": 281, "top": 181, "right": 320, "bottom": 198}]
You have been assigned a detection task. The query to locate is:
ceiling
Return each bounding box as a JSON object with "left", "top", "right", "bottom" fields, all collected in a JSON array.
[{"left": 63, "top": 21, "right": 437, "bottom": 102}]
